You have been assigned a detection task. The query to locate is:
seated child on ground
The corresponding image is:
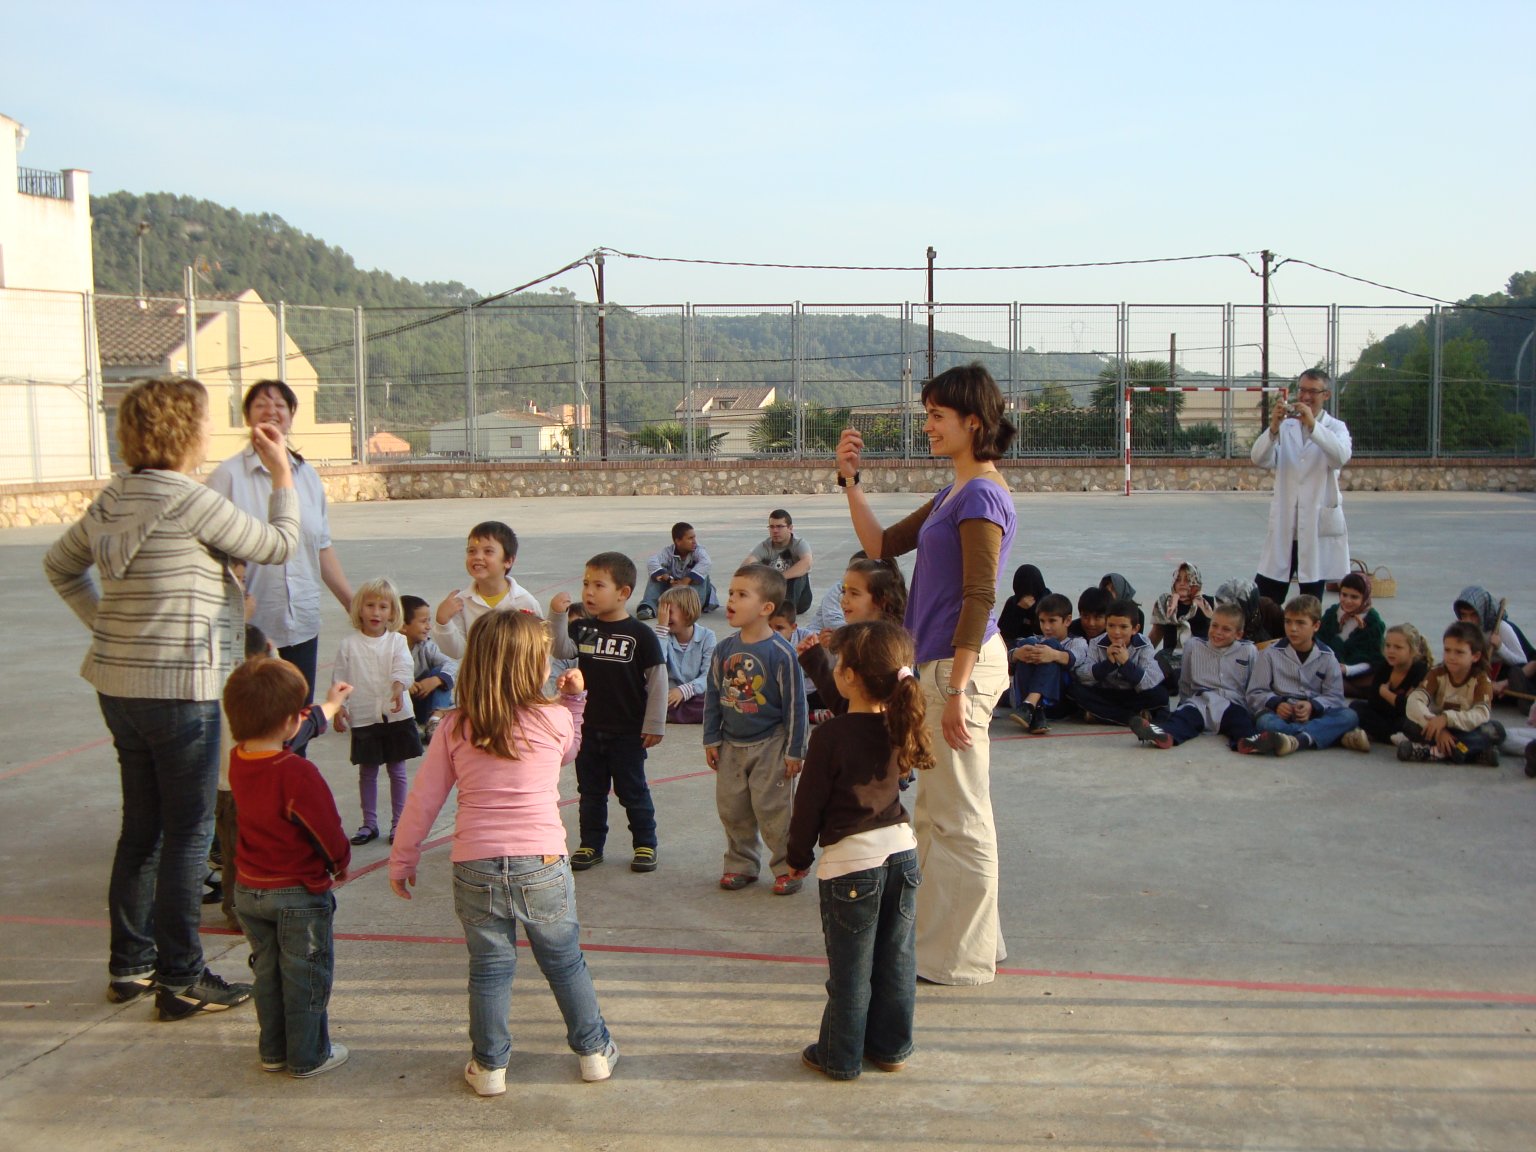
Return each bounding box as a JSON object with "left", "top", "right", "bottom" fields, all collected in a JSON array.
[
  {"left": 1454, "top": 585, "right": 1536, "bottom": 702},
  {"left": 786, "top": 620, "right": 930, "bottom": 1081},
  {"left": 1321, "top": 572, "right": 1385, "bottom": 700},
  {"left": 1067, "top": 586, "right": 1110, "bottom": 642},
  {"left": 705, "top": 565, "right": 808, "bottom": 896},
  {"left": 998, "top": 564, "right": 1050, "bottom": 648},
  {"left": 770, "top": 601, "right": 819, "bottom": 709},
  {"left": 1067, "top": 597, "right": 1168, "bottom": 726},
  {"left": 401, "top": 594, "right": 458, "bottom": 743},
  {"left": 1397, "top": 622, "right": 1505, "bottom": 765},
  {"left": 1006, "top": 592, "right": 1077, "bottom": 735},
  {"left": 811, "top": 550, "right": 867, "bottom": 634},
  {"left": 1342, "top": 623, "right": 1430, "bottom": 750},
  {"left": 432, "top": 520, "right": 541, "bottom": 660},
  {"left": 797, "top": 557, "right": 907, "bottom": 720},
  {"left": 1099, "top": 573, "right": 1144, "bottom": 632},
  {"left": 639, "top": 521, "right": 715, "bottom": 620},
  {"left": 1239, "top": 595, "right": 1360, "bottom": 756},
  {"left": 1129, "top": 602, "right": 1256, "bottom": 750},
  {"left": 1214, "top": 577, "right": 1284, "bottom": 647},
  {"left": 1149, "top": 561, "right": 1214, "bottom": 681},
  {"left": 226, "top": 657, "right": 352, "bottom": 1079},
  {"left": 652, "top": 585, "right": 717, "bottom": 724}
]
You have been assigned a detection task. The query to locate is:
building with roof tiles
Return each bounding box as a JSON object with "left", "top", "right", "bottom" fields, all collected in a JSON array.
[{"left": 673, "top": 385, "right": 777, "bottom": 456}]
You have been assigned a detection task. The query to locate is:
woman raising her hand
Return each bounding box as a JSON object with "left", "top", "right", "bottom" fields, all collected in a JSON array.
[{"left": 836, "top": 362, "right": 1017, "bottom": 987}]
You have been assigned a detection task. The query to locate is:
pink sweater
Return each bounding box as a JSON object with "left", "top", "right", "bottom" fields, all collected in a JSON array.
[{"left": 389, "top": 693, "right": 585, "bottom": 878}]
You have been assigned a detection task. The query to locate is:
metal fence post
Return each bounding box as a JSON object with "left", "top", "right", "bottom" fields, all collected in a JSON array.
[
  {"left": 1429, "top": 306, "right": 1443, "bottom": 458},
  {"left": 83, "top": 290, "right": 104, "bottom": 479},
  {"left": 901, "top": 303, "right": 913, "bottom": 458},
  {"left": 1326, "top": 303, "right": 1339, "bottom": 384},
  {"left": 1221, "top": 302, "right": 1234, "bottom": 457},
  {"left": 464, "top": 309, "right": 477, "bottom": 463},
  {"left": 791, "top": 302, "right": 804, "bottom": 457},
  {"left": 27, "top": 382, "right": 43, "bottom": 482},
  {"left": 184, "top": 266, "right": 197, "bottom": 380},
  {"left": 683, "top": 304, "right": 695, "bottom": 461},
  {"left": 1007, "top": 302, "right": 1019, "bottom": 457},
  {"left": 1116, "top": 302, "right": 1129, "bottom": 462},
  {"left": 277, "top": 301, "right": 288, "bottom": 385},
  {"left": 573, "top": 302, "right": 587, "bottom": 459},
  {"left": 353, "top": 306, "right": 368, "bottom": 464}
]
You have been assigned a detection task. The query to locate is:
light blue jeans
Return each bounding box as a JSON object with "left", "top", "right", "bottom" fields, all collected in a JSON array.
[
  {"left": 452, "top": 856, "right": 611, "bottom": 1071},
  {"left": 1255, "top": 707, "right": 1360, "bottom": 749}
]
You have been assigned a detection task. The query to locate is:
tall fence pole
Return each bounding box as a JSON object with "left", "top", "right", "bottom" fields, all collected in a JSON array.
[
  {"left": 1430, "top": 305, "right": 1443, "bottom": 458},
  {"left": 1221, "top": 303, "right": 1234, "bottom": 457},
  {"left": 277, "top": 302, "right": 288, "bottom": 385},
  {"left": 184, "top": 265, "right": 197, "bottom": 380},
  {"left": 353, "top": 306, "right": 368, "bottom": 464},
  {"left": 683, "top": 305, "right": 695, "bottom": 461},
  {"left": 791, "top": 302, "right": 804, "bottom": 456},
  {"left": 464, "top": 309, "right": 477, "bottom": 463},
  {"left": 925, "top": 248, "right": 936, "bottom": 382},
  {"left": 1118, "top": 302, "right": 1129, "bottom": 495},
  {"left": 901, "top": 302, "right": 913, "bottom": 457},
  {"left": 83, "top": 290, "right": 104, "bottom": 479},
  {"left": 572, "top": 302, "right": 587, "bottom": 458},
  {"left": 1007, "top": 302, "right": 1019, "bottom": 454}
]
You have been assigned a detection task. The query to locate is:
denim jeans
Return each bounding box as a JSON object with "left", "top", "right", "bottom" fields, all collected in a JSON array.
[
  {"left": 97, "top": 694, "right": 221, "bottom": 988},
  {"left": 235, "top": 885, "right": 335, "bottom": 1074},
  {"left": 411, "top": 683, "right": 455, "bottom": 726},
  {"left": 1255, "top": 706, "right": 1360, "bottom": 749},
  {"left": 816, "top": 849, "right": 920, "bottom": 1079},
  {"left": 452, "top": 856, "right": 611, "bottom": 1071},
  {"left": 640, "top": 574, "right": 713, "bottom": 616},
  {"left": 574, "top": 730, "right": 656, "bottom": 853}
]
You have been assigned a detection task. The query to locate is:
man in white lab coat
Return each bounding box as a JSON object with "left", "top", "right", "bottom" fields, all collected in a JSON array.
[{"left": 1250, "top": 369, "right": 1351, "bottom": 603}]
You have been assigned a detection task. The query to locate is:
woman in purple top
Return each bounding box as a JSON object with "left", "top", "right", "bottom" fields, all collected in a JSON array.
[{"left": 836, "top": 363, "right": 1017, "bottom": 986}]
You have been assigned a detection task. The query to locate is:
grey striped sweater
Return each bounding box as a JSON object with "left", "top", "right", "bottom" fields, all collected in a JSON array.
[{"left": 44, "top": 470, "right": 300, "bottom": 701}]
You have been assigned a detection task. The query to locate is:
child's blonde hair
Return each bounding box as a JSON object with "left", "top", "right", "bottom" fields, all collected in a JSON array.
[
  {"left": 658, "top": 585, "right": 701, "bottom": 625},
  {"left": 1386, "top": 623, "right": 1431, "bottom": 664},
  {"left": 453, "top": 611, "right": 555, "bottom": 760},
  {"left": 348, "top": 577, "right": 404, "bottom": 632}
]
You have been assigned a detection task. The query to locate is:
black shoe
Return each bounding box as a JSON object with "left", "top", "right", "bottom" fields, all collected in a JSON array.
[
  {"left": 571, "top": 847, "right": 603, "bottom": 871},
  {"left": 1007, "top": 704, "right": 1035, "bottom": 732},
  {"left": 635, "top": 606, "right": 656, "bottom": 621},
  {"left": 1028, "top": 706, "right": 1051, "bottom": 735},
  {"left": 107, "top": 975, "right": 155, "bottom": 1004},
  {"left": 630, "top": 847, "right": 658, "bottom": 873},
  {"left": 156, "top": 968, "right": 252, "bottom": 1021},
  {"left": 350, "top": 826, "right": 379, "bottom": 845},
  {"left": 1128, "top": 715, "right": 1172, "bottom": 750}
]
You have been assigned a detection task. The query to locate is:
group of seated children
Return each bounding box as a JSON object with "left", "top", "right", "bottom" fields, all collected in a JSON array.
[{"left": 1001, "top": 564, "right": 1523, "bottom": 767}]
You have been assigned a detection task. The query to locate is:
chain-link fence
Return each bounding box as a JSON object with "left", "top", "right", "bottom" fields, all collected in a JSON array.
[{"left": 3, "top": 289, "right": 1532, "bottom": 481}]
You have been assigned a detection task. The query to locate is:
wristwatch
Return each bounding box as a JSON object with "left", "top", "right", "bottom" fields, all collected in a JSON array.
[
  {"left": 943, "top": 685, "right": 964, "bottom": 697},
  {"left": 837, "top": 471, "right": 860, "bottom": 488}
]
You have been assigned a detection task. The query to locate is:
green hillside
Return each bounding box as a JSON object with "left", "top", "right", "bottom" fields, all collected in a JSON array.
[{"left": 90, "top": 192, "right": 1113, "bottom": 439}]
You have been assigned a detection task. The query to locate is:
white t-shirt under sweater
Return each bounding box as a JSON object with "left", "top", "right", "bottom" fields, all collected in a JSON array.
[
  {"left": 431, "top": 579, "right": 542, "bottom": 659},
  {"left": 332, "top": 631, "right": 414, "bottom": 728}
]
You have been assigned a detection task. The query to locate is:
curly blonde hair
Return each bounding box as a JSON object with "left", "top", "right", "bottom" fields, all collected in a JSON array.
[{"left": 117, "top": 377, "right": 208, "bottom": 471}]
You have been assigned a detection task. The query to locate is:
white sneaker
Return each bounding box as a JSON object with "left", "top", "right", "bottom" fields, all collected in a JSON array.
[
  {"left": 464, "top": 1058, "right": 506, "bottom": 1096},
  {"left": 291, "top": 1042, "right": 349, "bottom": 1079},
  {"left": 1389, "top": 732, "right": 1409, "bottom": 747},
  {"left": 579, "top": 1040, "right": 619, "bottom": 1082},
  {"left": 1340, "top": 728, "right": 1372, "bottom": 754}
]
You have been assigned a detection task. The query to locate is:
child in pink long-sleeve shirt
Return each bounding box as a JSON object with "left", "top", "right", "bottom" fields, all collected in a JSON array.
[{"left": 388, "top": 611, "right": 619, "bottom": 1096}]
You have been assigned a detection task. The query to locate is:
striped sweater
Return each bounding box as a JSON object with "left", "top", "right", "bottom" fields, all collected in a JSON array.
[{"left": 44, "top": 469, "right": 299, "bottom": 701}]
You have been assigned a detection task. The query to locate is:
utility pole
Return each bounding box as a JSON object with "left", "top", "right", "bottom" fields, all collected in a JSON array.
[
  {"left": 1260, "top": 249, "right": 1273, "bottom": 425},
  {"left": 925, "top": 246, "right": 936, "bottom": 382},
  {"left": 596, "top": 252, "right": 608, "bottom": 461}
]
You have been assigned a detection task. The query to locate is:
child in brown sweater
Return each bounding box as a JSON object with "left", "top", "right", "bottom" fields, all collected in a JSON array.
[{"left": 1398, "top": 622, "right": 1505, "bottom": 765}]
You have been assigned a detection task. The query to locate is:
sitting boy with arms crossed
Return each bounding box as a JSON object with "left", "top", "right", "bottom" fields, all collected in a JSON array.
[{"left": 1129, "top": 601, "right": 1258, "bottom": 749}]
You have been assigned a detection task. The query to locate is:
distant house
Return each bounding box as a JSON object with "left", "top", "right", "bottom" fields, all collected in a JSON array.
[
  {"left": 0, "top": 110, "right": 101, "bottom": 481},
  {"left": 673, "top": 385, "right": 777, "bottom": 456},
  {"left": 429, "top": 402, "right": 571, "bottom": 460},
  {"left": 94, "top": 288, "right": 354, "bottom": 468},
  {"left": 366, "top": 430, "right": 412, "bottom": 458}
]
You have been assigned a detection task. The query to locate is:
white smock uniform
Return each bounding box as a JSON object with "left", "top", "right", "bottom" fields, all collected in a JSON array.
[{"left": 1250, "top": 411, "right": 1352, "bottom": 585}]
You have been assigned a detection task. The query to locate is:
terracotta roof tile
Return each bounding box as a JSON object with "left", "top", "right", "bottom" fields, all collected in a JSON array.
[{"left": 94, "top": 295, "right": 220, "bottom": 367}]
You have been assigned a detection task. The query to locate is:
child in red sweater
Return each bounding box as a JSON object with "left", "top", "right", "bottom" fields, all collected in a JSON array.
[{"left": 227, "top": 657, "right": 352, "bottom": 1079}]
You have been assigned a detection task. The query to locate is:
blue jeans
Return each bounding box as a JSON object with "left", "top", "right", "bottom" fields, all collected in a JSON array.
[
  {"left": 411, "top": 683, "right": 454, "bottom": 726},
  {"left": 640, "top": 574, "right": 714, "bottom": 616},
  {"left": 816, "top": 849, "right": 920, "bottom": 1079},
  {"left": 452, "top": 857, "right": 611, "bottom": 1071},
  {"left": 97, "top": 694, "right": 221, "bottom": 988},
  {"left": 235, "top": 885, "right": 335, "bottom": 1074},
  {"left": 1255, "top": 707, "right": 1360, "bottom": 749},
  {"left": 575, "top": 730, "right": 656, "bottom": 853},
  {"left": 1008, "top": 640, "right": 1068, "bottom": 709}
]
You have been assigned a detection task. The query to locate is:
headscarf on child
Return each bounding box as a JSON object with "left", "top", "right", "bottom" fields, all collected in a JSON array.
[
  {"left": 1100, "top": 572, "right": 1137, "bottom": 602},
  {"left": 1338, "top": 571, "right": 1373, "bottom": 629},
  {"left": 998, "top": 564, "right": 1050, "bottom": 643},
  {"left": 1454, "top": 586, "right": 1499, "bottom": 634}
]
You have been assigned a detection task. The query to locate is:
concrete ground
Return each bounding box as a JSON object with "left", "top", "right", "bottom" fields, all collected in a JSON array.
[{"left": 2, "top": 489, "right": 1534, "bottom": 1152}]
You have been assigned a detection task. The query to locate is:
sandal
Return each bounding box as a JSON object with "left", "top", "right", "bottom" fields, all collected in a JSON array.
[{"left": 719, "top": 873, "right": 758, "bottom": 891}]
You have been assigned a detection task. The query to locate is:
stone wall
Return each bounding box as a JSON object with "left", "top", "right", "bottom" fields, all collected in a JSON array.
[{"left": 5, "top": 457, "right": 1533, "bottom": 529}]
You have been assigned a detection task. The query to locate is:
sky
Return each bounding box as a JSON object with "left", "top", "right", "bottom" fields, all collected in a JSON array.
[{"left": 7, "top": 1, "right": 1533, "bottom": 312}]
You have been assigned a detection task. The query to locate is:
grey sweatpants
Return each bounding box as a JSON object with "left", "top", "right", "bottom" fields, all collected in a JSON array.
[{"left": 715, "top": 731, "right": 794, "bottom": 877}]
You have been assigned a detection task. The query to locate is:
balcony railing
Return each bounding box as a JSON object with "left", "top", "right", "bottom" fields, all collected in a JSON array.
[{"left": 17, "top": 167, "right": 67, "bottom": 199}]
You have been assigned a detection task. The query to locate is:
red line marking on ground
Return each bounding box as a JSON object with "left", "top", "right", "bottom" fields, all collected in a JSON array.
[
  {"left": 0, "top": 737, "right": 112, "bottom": 782},
  {"left": 12, "top": 914, "right": 1530, "bottom": 1003},
  {"left": 993, "top": 730, "right": 1128, "bottom": 742}
]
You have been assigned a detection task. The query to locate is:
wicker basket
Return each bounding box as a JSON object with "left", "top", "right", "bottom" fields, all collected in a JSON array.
[{"left": 1371, "top": 565, "right": 1397, "bottom": 598}]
